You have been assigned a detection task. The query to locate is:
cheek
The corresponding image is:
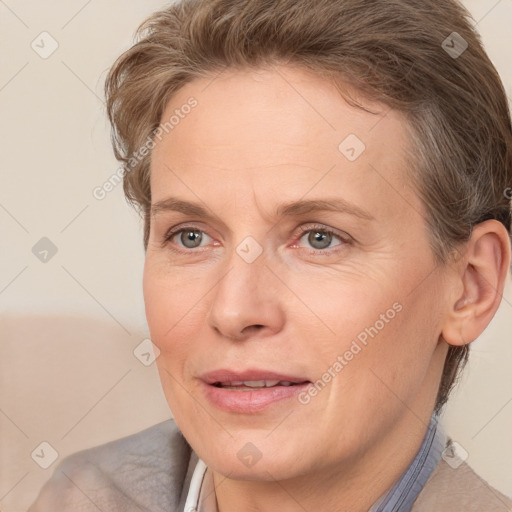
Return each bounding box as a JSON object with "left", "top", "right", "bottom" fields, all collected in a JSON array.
[
  {"left": 143, "top": 257, "right": 206, "bottom": 353},
  {"left": 143, "top": 260, "right": 207, "bottom": 421},
  {"left": 300, "top": 266, "right": 442, "bottom": 405},
  {"left": 327, "top": 281, "right": 442, "bottom": 417},
  {"left": 143, "top": 256, "right": 204, "bottom": 328},
  {"left": 290, "top": 271, "right": 402, "bottom": 355}
]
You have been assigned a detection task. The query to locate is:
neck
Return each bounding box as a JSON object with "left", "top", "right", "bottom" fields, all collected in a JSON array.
[
  {"left": 210, "top": 338, "right": 448, "bottom": 512},
  {"left": 213, "top": 410, "right": 435, "bottom": 512}
]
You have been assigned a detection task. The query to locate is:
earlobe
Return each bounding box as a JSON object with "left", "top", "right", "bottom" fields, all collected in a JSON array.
[{"left": 442, "top": 220, "right": 511, "bottom": 347}]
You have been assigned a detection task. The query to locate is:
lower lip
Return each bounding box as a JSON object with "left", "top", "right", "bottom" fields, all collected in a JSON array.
[{"left": 201, "top": 381, "right": 310, "bottom": 413}]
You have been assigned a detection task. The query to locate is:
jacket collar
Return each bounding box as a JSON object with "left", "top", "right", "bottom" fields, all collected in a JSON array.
[{"left": 179, "top": 414, "right": 445, "bottom": 512}]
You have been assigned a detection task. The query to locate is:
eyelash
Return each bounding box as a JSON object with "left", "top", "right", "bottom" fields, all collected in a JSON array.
[
  {"left": 162, "top": 223, "right": 351, "bottom": 256},
  {"left": 293, "top": 225, "right": 351, "bottom": 254}
]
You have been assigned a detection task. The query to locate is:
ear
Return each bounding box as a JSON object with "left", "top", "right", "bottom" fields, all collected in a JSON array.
[{"left": 442, "top": 220, "right": 511, "bottom": 346}]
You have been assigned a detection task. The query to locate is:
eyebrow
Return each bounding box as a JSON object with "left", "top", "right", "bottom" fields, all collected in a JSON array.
[
  {"left": 276, "top": 198, "right": 374, "bottom": 221},
  {"left": 151, "top": 197, "right": 374, "bottom": 221}
]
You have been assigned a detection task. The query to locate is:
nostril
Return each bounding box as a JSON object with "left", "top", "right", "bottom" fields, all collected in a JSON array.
[{"left": 241, "top": 324, "right": 264, "bottom": 336}]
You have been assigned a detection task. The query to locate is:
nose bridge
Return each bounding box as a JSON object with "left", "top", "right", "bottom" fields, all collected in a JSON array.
[{"left": 207, "top": 240, "right": 284, "bottom": 340}]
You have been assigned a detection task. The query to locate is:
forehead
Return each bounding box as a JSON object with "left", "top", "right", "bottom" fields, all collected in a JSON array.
[
  {"left": 155, "top": 66, "right": 406, "bottom": 151},
  {"left": 150, "top": 65, "right": 419, "bottom": 220}
]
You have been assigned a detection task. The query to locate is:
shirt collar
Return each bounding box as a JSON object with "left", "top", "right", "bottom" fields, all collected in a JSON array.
[
  {"left": 183, "top": 458, "right": 216, "bottom": 512},
  {"left": 183, "top": 413, "right": 445, "bottom": 512},
  {"left": 369, "top": 413, "right": 445, "bottom": 512}
]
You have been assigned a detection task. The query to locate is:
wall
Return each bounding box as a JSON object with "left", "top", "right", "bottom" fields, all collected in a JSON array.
[{"left": 1, "top": 1, "right": 511, "bottom": 510}]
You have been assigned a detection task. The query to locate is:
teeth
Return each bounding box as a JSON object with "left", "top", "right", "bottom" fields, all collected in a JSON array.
[
  {"left": 244, "top": 380, "right": 280, "bottom": 387},
  {"left": 218, "top": 380, "right": 292, "bottom": 388},
  {"left": 243, "top": 380, "right": 266, "bottom": 387}
]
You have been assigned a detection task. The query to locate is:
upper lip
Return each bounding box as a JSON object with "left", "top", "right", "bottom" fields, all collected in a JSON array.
[{"left": 200, "top": 369, "right": 310, "bottom": 385}]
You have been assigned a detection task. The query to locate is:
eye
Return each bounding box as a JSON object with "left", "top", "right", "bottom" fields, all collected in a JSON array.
[
  {"left": 164, "top": 226, "right": 213, "bottom": 250},
  {"left": 295, "top": 225, "right": 349, "bottom": 252},
  {"left": 162, "top": 223, "right": 350, "bottom": 255}
]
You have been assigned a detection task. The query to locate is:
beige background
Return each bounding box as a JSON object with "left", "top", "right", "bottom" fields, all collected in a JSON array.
[{"left": 1, "top": 1, "right": 511, "bottom": 510}]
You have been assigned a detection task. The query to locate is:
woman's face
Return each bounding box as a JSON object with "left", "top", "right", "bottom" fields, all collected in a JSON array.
[{"left": 144, "top": 65, "right": 450, "bottom": 480}]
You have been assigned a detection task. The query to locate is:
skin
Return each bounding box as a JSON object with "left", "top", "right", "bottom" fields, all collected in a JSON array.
[{"left": 143, "top": 65, "right": 510, "bottom": 512}]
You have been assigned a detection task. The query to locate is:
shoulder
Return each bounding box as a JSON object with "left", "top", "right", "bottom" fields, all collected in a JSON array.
[
  {"left": 413, "top": 457, "right": 512, "bottom": 512},
  {"left": 28, "top": 419, "right": 192, "bottom": 512}
]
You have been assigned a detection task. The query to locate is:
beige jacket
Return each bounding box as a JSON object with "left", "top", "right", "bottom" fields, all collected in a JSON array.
[
  {"left": 412, "top": 458, "right": 511, "bottom": 511},
  {"left": 29, "top": 419, "right": 512, "bottom": 512}
]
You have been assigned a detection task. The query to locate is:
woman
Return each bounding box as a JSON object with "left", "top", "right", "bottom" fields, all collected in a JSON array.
[{"left": 30, "top": 0, "right": 512, "bottom": 510}]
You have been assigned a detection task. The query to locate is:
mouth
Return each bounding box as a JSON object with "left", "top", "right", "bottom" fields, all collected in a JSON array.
[
  {"left": 212, "top": 379, "right": 308, "bottom": 390},
  {"left": 199, "top": 369, "right": 311, "bottom": 413}
]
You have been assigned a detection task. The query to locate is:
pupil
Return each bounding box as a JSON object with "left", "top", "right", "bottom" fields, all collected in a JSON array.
[
  {"left": 309, "top": 231, "right": 331, "bottom": 249},
  {"left": 182, "top": 230, "right": 201, "bottom": 248}
]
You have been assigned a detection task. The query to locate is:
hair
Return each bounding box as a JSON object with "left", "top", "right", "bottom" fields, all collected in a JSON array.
[{"left": 105, "top": 0, "right": 512, "bottom": 412}]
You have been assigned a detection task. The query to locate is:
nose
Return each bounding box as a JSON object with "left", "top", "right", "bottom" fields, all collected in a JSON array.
[{"left": 207, "top": 247, "right": 285, "bottom": 342}]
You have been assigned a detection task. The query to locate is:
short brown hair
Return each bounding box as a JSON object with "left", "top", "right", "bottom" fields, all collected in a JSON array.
[{"left": 105, "top": 0, "right": 512, "bottom": 411}]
